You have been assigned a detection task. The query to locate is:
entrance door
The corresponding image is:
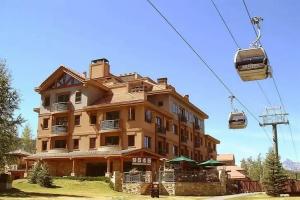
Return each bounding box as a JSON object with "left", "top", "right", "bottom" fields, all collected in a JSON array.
[{"left": 86, "top": 163, "right": 106, "bottom": 176}]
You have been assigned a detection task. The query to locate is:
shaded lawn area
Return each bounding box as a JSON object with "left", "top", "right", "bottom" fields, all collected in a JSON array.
[
  {"left": 0, "top": 179, "right": 207, "bottom": 200},
  {"left": 229, "top": 193, "right": 300, "bottom": 200},
  {"left": 0, "top": 179, "right": 121, "bottom": 200}
]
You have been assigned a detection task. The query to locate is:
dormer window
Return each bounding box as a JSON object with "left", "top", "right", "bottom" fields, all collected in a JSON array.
[{"left": 75, "top": 91, "right": 82, "bottom": 103}]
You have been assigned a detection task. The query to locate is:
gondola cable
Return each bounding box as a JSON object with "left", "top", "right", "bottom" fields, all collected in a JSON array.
[
  {"left": 242, "top": 0, "right": 298, "bottom": 160},
  {"left": 145, "top": 0, "right": 272, "bottom": 143},
  {"left": 210, "top": 0, "right": 272, "bottom": 106}
]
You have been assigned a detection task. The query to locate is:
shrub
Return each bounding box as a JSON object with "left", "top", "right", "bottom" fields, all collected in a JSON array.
[
  {"left": 37, "top": 164, "right": 53, "bottom": 188},
  {"left": 28, "top": 162, "right": 42, "bottom": 184}
]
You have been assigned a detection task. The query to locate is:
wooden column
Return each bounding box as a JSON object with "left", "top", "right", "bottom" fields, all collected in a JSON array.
[
  {"left": 25, "top": 160, "right": 28, "bottom": 173},
  {"left": 71, "top": 159, "right": 75, "bottom": 176}
]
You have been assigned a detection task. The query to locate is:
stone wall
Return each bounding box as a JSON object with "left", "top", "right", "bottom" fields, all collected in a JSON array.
[
  {"left": 159, "top": 182, "right": 226, "bottom": 196},
  {"left": 122, "top": 183, "right": 151, "bottom": 195}
]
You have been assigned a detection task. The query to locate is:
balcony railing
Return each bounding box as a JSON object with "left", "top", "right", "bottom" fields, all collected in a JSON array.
[
  {"left": 51, "top": 102, "right": 69, "bottom": 112},
  {"left": 52, "top": 125, "right": 68, "bottom": 134},
  {"left": 179, "top": 115, "right": 187, "bottom": 123},
  {"left": 156, "top": 126, "right": 166, "bottom": 134},
  {"left": 100, "top": 119, "right": 120, "bottom": 131}
]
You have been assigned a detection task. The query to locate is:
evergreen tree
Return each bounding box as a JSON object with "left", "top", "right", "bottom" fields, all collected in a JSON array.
[
  {"left": 37, "top": 164, "right": 53, "bottom": 188},
  {"left": 263, "top": 149, "right": 287, "bottom": 196},
  {"left": 28, "top": 161, "right": 42, "bottom": 184},
  {"left": 21, "top": 124, "right": 35, "bottom": 153},
  {"left": 0, "top": 60, "right": 23, "bottom": 172}
]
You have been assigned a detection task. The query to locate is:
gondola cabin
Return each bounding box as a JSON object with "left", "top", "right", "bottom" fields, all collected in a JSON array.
[
  {"left": 228, "top": 112, "right": 247, "bottom": 129},
  {"left": 234, "top": 47, "right": 271, "bottom": 81}
]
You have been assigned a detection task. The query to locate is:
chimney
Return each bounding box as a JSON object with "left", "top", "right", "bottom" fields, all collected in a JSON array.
[
  {"left": 89, "top": 58, "right": 110, "bottom": 79},
  {"left": 83, "top": 71, "right": 87, "bottom": 78},
  {"left": 157, "top": 77, "right": 168, "bottom": 85},
  {"left": 184, "top": 95, "right": 189, "bottom": 101}
]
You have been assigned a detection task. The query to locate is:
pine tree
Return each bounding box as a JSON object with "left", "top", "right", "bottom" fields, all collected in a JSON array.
[
  {"left": 28, "top": 162, "right": 42, "bottom": 184},
  {"left": 37, "top": 164, "right": 53, "bottom": 188},
  {"left": 0, "top": 60, "right": 24, "bottom": 172},
  {"left": 263, "top": 149, "right": 287, "bottom": 196},
  {"left": 21, "top": 124, "right": 35, "bottom": 153}
]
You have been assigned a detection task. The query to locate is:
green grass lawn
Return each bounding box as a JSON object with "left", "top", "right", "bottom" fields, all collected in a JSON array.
[{"left": 0, "top": 179, "right": 206, "bottom": 200}]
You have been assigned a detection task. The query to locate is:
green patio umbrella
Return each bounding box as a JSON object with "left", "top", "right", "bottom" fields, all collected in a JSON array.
[
  {"left": 198, "top": 159, "right": 225, "bottom": 167},
  {"left": 167, "top": 156, "right": 196, "bottom": 164}
]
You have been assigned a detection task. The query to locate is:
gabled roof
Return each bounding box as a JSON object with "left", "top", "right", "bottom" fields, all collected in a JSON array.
[
  {"left": 7, "top": 149, "right": 31, "bottom": 157},
  {"left": 35, "top": 65, "right": 109, "bottom": 93},
  {"left": 217, "top": 154, "right": 235, "bottom": 162},
  {"left": 205, "top": 134, "right": 220, "bottom": 144}
]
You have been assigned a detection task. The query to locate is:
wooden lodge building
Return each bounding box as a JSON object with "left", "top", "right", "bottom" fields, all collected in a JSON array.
[{"left": 26, "top": 58, "right": 220, "bottom": 177}]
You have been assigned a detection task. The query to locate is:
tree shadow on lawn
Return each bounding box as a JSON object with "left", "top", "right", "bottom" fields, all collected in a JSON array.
[{"left": 0, "top": 188, "right": 89, "bottom": 198}]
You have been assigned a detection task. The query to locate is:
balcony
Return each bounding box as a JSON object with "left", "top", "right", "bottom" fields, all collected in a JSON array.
[
  {"left": 100, "top": 119, "right": 120, "bottom": 131},
  {"left": 194, "top": 123, "right": 200, "bottom": 130},
  {"left": 51, "top": 102, "right": 69, "bottom": 112},
  {"left": 195, "top": 141, "right": 201, "bottom": 148},
  {"left": 179, "top": 115, "right": 187, "bottom": 123},
  {"left": 156, "top": 126, "right": 166, "bottom": 134},
  {"left": 51, "top": 125, "right": 68, "bottom": 135}
]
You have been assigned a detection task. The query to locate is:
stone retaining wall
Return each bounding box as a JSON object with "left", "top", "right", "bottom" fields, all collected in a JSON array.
[{"left": 173, "top": 182, "right": 225, "bottom": 196}]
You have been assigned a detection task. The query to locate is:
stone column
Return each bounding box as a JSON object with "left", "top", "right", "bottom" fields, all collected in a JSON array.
[{"left": 120, "top": 158, "right": 124, "bottom": 173}]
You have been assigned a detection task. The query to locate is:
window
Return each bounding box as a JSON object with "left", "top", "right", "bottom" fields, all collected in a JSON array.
[
  {"left": 54, "top": 140, "right": 66, "bottom": 148},
  {"left": 144, "top": 136, "right": 151, "bottom": 148},
  {"left": 166, "top": 143, "right": 169, "bottom": 154},
  {"left": 172, "top": 124, "right": 178, "bottom": 135},
  {"left": 128, "top": 135, "right": 135, "bottom": 147},
  {"left": 73, "top": 139, "right": 79, "bottom": 149},
  {"left": 57, "top": 94, "right": 69, "bottom": 103},
  {"left": 158, "top": 141, "right": 163, "bottom": 154},
  {"left": 128, "top": 107, "right": 135, "bottom": 121},
  {"left": 89, "top": 138, "right": 96, "bottom": 149},
  {"left": 145, "top": 110, "right": 152, "bottom": 123},
  {"left": 75, "top": 91, "right": 82, "bottom": 103},
  {"left": 158, "top": 101, "right": 163, "bottom": 107},
  {"left": 106, "top": 111, "right": 120, "bottom": 120},
  {"left": 43, "top": 118, "right": 49, "bottom": 129},
  {"left": 42, "top": 141, "right": 47, "bottom": 151},
  {"left": 105, "top": 136, "right": 119, "bottom": 145},
  {"left": 43, "top": 96, "right": 50, "bottom": 107},
  {"left": 90, "top": 114, "right": 97, "bottom": 125},
  {"left": 156, "top": 116, "right": 162, "bottom": 128},
  {"left": 74, "top": 115, "right": 80, "bottom": 126},
  {"left": 166, "top": 121, "right": 170, "bottom": 131}
]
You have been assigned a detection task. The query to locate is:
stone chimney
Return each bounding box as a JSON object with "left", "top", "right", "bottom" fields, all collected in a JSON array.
[
  {"left": 89, "top": 58, "right": 110, "bottom": 79},
  {"left": 184, "top": 95, "right": 189, "bottom": 101},
  {"left": 157, "top": 77, "right": 168, "bottom": 85}
]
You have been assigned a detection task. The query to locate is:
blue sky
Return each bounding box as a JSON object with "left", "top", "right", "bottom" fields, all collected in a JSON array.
[{"left": 1, "top": 0, "right": 299, "bottom": 164}]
